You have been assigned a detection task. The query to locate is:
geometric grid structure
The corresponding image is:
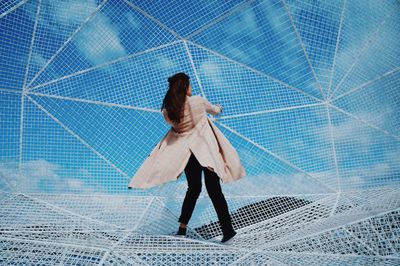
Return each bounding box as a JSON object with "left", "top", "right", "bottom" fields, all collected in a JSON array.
[{"left": 1, "top": 0, "right": 399, "bottom": 264}]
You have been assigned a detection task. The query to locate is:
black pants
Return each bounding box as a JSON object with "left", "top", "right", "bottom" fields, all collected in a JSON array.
[{"left": 178, "top": 151, "right": 234, "bottom": 235}]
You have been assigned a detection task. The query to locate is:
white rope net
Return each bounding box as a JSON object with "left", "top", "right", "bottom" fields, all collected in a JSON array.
[{"left": 0, "top": 0, "right": 399, "bottom": 265}]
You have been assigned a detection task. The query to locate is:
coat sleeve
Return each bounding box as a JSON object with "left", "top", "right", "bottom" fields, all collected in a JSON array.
[
  {"left": 199, "top": 96, "right": 222, "bottom": 116},
  {"left": 161, "top": 108, "right": 174, "bottom": 126}
]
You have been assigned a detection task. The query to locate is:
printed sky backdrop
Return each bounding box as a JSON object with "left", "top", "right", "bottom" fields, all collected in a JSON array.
[
  {"left": 0, "top": 2, "right": 400, "bottom": 264},
  {"left": 0, "top": 0, "right": 399, "bottom": 209}
]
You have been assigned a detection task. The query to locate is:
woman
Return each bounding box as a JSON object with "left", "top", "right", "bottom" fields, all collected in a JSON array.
[{"left": 128, "top": 72, "right": 246, "bottom": 243}]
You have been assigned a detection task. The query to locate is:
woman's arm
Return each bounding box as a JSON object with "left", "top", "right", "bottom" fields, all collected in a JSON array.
[{"left": 201, "top": 96, "right": 222, "bottom": 115}]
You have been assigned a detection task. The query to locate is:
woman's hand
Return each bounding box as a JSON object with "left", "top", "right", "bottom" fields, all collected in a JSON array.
[{"left": 215, "top": 104, "right": 222, "bottom": 113}]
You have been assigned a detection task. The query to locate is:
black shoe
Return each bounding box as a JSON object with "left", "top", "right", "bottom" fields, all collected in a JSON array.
[
  {"left": 176, "top": 226, "right": 186, "bottom": 237},
  {"left": 221, "top": 230, "right": 237, "bottom": 243}
]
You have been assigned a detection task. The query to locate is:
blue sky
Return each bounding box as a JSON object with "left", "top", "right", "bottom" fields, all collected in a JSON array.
[{"left": 0, "top": 0, "right": 399, "bottom": 201}]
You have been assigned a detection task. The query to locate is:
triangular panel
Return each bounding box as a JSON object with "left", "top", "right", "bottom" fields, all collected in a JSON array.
[
  {"left": 131, "top": 0, "right": 246, "bottom": 37},
  {"left": 0, "top": 91, "right": 21, "bottom": 165},
  {"left": 191, "top": 0, "right": 324, "bottom": 99},
  {"left": 0, "top": 0, "right": 37, "bottom": 90},
  {"left": 188, "top": 42, "right": 321, "bottom": 115},
  {"left": 21, "top": 95, "right": 138, "bottom": 194},
  {"left": 30, "top": 42, "right": 196, "bottom": 109},
  {"left": 28, "top": 0, "right": 179, "bottom": 88},
  {"left": 329, "top": 107, "right": 400, "bottom": 191},
  {"left": 330, "top": 3, "right": 400, "bottom": 98},
  {"left": 28, "top": 94, "right": 168, "bottom": 174},
  {"left": 332, "top": 69, "right": 400, "bottom": 138},
  {"left": 328, "top": 0, "right": 399, "bottom": 98},
  {"left": 284, "top": 0, "right": 346, "bottom": 97},
  {"left": 221, "top": 104, "right": 338, "bottom": 191}
]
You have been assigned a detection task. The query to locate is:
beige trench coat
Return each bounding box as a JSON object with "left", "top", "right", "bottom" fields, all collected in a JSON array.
[{"left": 128, "top": 95, "right": 246, "bottom": 189}]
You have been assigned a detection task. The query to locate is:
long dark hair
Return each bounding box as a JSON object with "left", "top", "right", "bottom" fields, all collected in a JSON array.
[{"left": 160, "top": 72, "right": 190, "bottom": 125}]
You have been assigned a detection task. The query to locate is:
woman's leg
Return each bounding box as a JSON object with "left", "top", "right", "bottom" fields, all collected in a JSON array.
[
  {"left": 178, "top": 152, "right": 203, "bottom": 225},
  {"left": 203, "top": 167, "right": 235, "bottom": 235}
]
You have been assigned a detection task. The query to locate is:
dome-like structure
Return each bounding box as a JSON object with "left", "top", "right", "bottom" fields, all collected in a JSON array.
[{"left": 1, "top": 0, "right": 399, "bottom": 265}]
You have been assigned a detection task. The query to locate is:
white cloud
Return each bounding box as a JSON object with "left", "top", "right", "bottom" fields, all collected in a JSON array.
[
  {"left": 156, "top": 54, "right": 178, "bottom": 70},
  {"left": 73, "top": 12, "right": 127, "bottom": 66},
  {"left": 309, "top": 107, "right": 400, "bottom": 188},
  {"left": 21, "top": 0, "right": 128, "bottom": 78},
  {"left": 198, "top": 59, "right": 225, "bottom": 89},
  {"left": 324, "top": 112, "right": 374, "bottom": 149},
  {"left": 30, "top": 52, "right": 47, "bottom": 68},
  {"left": 125, "top": 12, "right": 140, "bottom": 30},
  {"left": 0, "top": 159, "right": 103, "bottom": 194},
  {"left": 200, "top": 60, "right": 221, "bottom": 76},
  {"left": 223, "top": 170, "right": 334, "bottom": 197},
  {"left": 51, "top": 0, "right": 98, "bottom": 26},
  {"left": 67, "top": 178, "right": 85, "bottom": 189},
  {"left": 340, "top": 161, "right": 400, "bottom": 189},
  {"left": 225, "top": 7, "right": 261, "bottom": 38},
  {"left": 259, "top": 0, "right": 288, "bottom": 36},
  {"left": 223, "top": 147, "right": 337, "bottom": 195}
]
